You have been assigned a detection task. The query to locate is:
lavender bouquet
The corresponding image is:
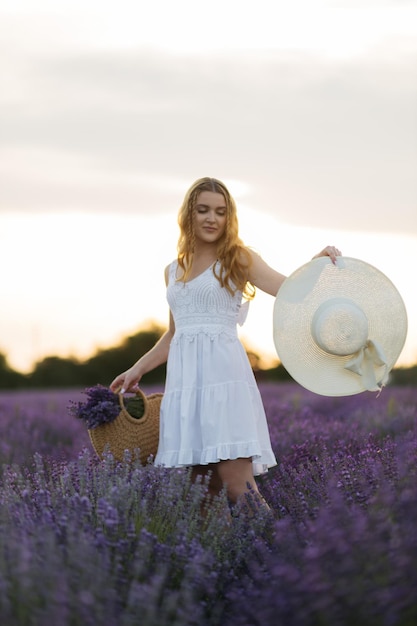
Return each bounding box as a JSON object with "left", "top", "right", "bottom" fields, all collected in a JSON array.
[
  {"left": 69, "top": 385, "right": 146, "bottom": 429},
  {"left": 69, "top": 385, "right": 120, "bottom": 429}
]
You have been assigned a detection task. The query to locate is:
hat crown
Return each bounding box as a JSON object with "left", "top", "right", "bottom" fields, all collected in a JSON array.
[{"left": 311, "top": 297, "right": 368, "bottom": 356}]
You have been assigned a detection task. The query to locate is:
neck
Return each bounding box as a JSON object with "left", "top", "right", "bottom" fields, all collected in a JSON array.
[
  {"left": 193, "top": 240, "right": 218, "bottom": 259},
  {"left": 184, "top": 245, "right": 217, "bottom": 274}
]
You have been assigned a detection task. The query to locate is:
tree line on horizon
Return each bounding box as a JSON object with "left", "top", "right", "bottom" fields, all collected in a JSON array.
[{"left": 0, "top": 324, "right": 416, "bottom": 390}]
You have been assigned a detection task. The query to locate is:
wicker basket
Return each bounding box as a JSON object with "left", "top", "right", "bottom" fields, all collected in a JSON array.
[{"left": 88, "top": 389, "right": 163, "bottom": 465}]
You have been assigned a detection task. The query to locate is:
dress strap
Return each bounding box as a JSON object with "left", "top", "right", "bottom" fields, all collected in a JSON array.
[{"left": 169, "top": 260, "right": 178, "bottom": 282}]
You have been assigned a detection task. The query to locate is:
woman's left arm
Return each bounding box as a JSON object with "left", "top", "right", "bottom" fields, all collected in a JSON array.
[
  {"left": 247, "top": 251, "right": 287, "bottom": 297},
  {"left": 247, "top": 245, "right": 342, "bottom": 297}
]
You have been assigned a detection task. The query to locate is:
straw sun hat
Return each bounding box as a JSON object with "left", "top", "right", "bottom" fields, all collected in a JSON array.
[{"left": 273, "top": 256, "right": 407, "bottom": 396}]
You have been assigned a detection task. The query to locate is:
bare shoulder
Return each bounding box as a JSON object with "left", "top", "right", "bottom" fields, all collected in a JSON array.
[{"left": 246, "top": 249, "right": 287, "bottom": 297}]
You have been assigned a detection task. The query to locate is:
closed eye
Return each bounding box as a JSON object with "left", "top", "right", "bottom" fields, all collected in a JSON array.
[{"left": 195, "top": 204, "right": 226, "bottom": 215}]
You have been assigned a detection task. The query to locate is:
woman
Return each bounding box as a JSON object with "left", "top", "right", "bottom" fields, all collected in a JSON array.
[{"left": 110, "top": 177, "right": 341, "bottom": 513}]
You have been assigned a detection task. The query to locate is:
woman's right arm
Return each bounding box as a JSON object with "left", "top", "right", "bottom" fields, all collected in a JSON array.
[
  {"left": 109, "top": 312, "right": 175, "bottom": 393},
  {"left": 109, "top": 265, "right": 175, "bottom": 393}
]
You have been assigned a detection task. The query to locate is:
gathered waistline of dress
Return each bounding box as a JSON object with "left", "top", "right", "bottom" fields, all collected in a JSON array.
[{"left": 172, "top": 322, "right": 238, "bottom": 342}]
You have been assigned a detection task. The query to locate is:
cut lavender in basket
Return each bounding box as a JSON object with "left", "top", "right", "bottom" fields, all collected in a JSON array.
[
  {"left": 69, "top": 385, "right": 120, "bottom": 429},
  {"left": 69, "top": 385, "right": 146, "bottom": 429}
]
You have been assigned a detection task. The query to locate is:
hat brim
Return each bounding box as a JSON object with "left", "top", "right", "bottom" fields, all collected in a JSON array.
[{"left": 273, "top": 257, "right": 407, "bottom": 396}]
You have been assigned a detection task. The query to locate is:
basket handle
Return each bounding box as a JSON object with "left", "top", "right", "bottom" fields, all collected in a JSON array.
[{"left": 118, "top": 387, "right": 148, "bottom": 416}]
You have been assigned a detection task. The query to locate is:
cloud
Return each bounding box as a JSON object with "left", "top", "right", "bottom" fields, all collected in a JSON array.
[{"left": 1, "top": 32, "right": 416, "bottom": 233}]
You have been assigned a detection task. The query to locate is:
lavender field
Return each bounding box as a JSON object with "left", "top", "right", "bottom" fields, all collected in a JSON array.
[{"left": 0, "top": 383, "right": 416, "bottom": 626}]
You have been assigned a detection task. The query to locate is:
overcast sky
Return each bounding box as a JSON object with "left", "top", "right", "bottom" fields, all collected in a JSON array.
[{"left": 1, "top": 0, "right": 417, "bottom": 372}]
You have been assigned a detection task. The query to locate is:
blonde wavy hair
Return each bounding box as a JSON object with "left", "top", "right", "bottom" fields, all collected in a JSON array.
[{"left": 177, "top": 177, "right": 255, "bottom": 299}]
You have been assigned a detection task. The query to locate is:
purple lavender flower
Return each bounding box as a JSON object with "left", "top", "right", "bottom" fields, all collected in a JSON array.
[
  {"left": 1, "top": 383, "right": 417, "bottom": 625},
  {"left": 68, "top": 385, "right": 119, "bottom": 429}
]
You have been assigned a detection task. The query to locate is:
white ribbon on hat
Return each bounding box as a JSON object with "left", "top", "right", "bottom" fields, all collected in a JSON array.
[{"left": 344, "top": 339, "right": 389, "bottom": 392}]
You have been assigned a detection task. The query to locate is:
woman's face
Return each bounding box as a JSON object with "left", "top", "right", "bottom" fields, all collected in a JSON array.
[{"left": 193, "top": 191, "right": 227, "bottom": 245}]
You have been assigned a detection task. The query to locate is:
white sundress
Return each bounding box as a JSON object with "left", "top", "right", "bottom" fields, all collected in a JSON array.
[{"left": 154, "top": 260, "right": 277, "bottom": 475}]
